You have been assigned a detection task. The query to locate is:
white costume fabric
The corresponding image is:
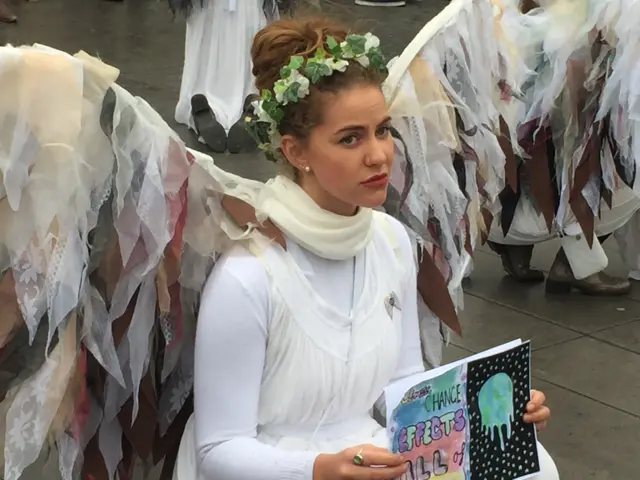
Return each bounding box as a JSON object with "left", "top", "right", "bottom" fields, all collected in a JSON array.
[
  {"left": 382, "top": 0, "right": 531, "bottom": 310},
  {"left": 488, "top": 184, "right": 640, "bottom": 279},
  {"left": 175, "top": 0, "right": 267, "bottom": 132},
  {"left": 172, "top": 212, "right": 559, "bottom": 480},
  {"left": 485, "top": 0, "right": 640, "bottom": 279}
]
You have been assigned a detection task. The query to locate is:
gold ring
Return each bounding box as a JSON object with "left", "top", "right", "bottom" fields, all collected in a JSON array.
[{"left": 353, "top": 449, "right": 364, "bottom": 466}]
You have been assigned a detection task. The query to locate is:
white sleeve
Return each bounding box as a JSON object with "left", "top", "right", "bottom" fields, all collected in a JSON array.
[{"left": 194, "top": 251, "right": 318, "bottom": 480}]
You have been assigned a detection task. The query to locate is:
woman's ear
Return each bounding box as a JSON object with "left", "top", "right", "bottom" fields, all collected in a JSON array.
[{"left": 280, "top": 134, "right": 304, "bottom": 168}]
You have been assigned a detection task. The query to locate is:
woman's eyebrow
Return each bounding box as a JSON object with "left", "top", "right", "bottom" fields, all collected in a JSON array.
[{"left": 334, "top": 116, "right": 392, "bottom": 135}]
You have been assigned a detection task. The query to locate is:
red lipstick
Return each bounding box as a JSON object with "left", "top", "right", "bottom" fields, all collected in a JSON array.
[{"left": 361, "top": 173, "right": 389, "bottom": 188}]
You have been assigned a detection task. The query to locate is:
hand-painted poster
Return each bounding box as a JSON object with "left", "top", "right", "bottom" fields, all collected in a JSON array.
[{"left": 385, "top": 340, "right": 539, "bottom": 480}]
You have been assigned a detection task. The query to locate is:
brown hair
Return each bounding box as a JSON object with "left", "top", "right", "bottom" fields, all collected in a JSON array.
[
  {"left": 519, "top": 0, "right": 539, "bottom": 13},
  {"left": 251, "top": 17, "right": 387, "bottom": 141}
]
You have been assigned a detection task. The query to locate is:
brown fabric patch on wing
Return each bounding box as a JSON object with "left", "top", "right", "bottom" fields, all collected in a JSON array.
[{"left": 417, "top": 249, "right": 462, "bottom": 336}]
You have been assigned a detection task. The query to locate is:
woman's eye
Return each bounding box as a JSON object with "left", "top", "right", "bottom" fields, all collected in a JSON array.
[
  {"left": 376, "top": 125, "right": 391, "bottom": 137},
  {"left": 340, "top": 135, "right": 358, "bottom": 146}
]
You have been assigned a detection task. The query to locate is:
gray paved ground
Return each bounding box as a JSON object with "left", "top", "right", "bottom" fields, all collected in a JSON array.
[{"left": 1, "top": 0, "right": 638, "bottom": 478}]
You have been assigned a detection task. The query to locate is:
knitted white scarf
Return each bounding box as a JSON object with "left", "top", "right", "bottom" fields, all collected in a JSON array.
[{"left": 258, "top": 175, "right": 373, "bottom": 260}]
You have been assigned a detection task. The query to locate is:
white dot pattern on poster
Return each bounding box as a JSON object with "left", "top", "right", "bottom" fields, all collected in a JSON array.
[{"left": 467, "top": 343, "right": 540, "bottom": 479}]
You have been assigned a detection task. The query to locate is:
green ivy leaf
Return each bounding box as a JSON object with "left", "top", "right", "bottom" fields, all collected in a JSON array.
[
  {"left": 290, "top": 56, "right": 304, "bottom": 69},
  {"left": 346, "top": 35, "right": 367, "bottom": 55},
  {"left": 263, "top": 100, "right": 283, "bottom": 122},
  {"left": 304, "top": 61, "right": 332, "bottom": 83},
  {"left": 271, "top": 107, "right": 284, "bottom": 123},
  {"left": 284, "top": 82, "right": 301, "bottom": 103},
  {"left": 326, "top": 37, "right": 342, "bottom": 57},
  {"left": 281, "top": 56, "right": 303, "bottom": 77},
  {"left": 368, "top": 51, "right": 386, "bottom": 71}
]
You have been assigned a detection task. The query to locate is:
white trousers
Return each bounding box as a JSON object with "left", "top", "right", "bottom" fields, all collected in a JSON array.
[
  {"left": 175, "top": 0, "right": 267, "bottom": 132},
  {"left": 488, "top": 184, "right": 640, "bottom": 279}
]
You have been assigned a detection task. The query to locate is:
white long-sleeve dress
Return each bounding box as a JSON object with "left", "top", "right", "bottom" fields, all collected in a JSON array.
[{"left": 172, "top": 213, "right": 559, "bottom": 480}]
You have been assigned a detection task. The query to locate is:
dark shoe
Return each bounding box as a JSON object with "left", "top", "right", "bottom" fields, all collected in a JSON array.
[
  {"left": 0, "top": 2, "right": 17, "bottom": 22},
  {"left": 227, "top": 95, "right": 258, "bottom": 154},
  {"left": 191, "top": 94, "right": 227, "bottom": 153},
  {"left": 355, "top": 0, "right": 406, "bottom": 5},
  {"left": 545, "top": 248, "right": 631, "bottom": 296},
  {"left": 488, "top": 241, "right": 545, "bottom": 282}
]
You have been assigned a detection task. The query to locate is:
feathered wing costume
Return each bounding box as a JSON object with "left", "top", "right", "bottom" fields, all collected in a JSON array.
[
  {"left": 0, "top": 45, "right": 197, "bottom": 480},
  {"left": 383, "top": 0, "right": 527, "bottom": 309}
]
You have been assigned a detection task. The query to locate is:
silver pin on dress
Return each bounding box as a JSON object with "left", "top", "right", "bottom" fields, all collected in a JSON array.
[{"left": 384, "top": 292, "right": 401, "bottom": 318}]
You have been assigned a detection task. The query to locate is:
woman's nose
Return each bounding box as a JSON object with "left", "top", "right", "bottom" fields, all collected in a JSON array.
[{"left": 365, "top": 138, "right": 389, "bottom": 166}]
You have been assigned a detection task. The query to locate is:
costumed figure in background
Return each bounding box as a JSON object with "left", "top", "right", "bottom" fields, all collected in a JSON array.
[
  {"left": 486, "top": 0, "right": 640, "bottom": 295},
  {"left": 170, "top": 0, "right": 297, "bottom": 154}
]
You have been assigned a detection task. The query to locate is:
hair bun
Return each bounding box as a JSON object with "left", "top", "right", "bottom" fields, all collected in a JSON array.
[{"left": 251, "top": 17, "right": 350, "bottom": 91}]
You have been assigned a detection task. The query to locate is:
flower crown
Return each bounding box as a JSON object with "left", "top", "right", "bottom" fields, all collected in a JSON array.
[{"left": 245, "top": 33, "right": 388, "bottom": 163}]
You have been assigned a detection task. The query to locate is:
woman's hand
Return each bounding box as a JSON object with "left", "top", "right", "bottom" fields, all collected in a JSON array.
[
  {"left": 313, "top": 444, "right": 407, "bottom": 480},
  {"left": 523, "top": 389, "right": 551, "bottom": 431}
]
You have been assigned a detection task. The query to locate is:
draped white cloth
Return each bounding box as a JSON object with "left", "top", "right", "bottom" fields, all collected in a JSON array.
[{"left": 175, "top": 0, "right": 267, "bottom": 132}]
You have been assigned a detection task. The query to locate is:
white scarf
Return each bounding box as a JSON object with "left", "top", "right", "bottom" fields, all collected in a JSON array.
[{"left": 257, "top": 175, "right": 373, "bottom": 260}]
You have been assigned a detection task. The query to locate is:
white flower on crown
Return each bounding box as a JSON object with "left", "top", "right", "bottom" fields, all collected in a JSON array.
[
  {"left": 356, "top": 56, "right": 370, "bottom": 68},
  {"left": 291, "top": 70, "right": 311, "bottom": 99},
  {"left": 364, "top": 33, "right": 380, "bottom": 51},
  {"left": 325, "top": 58, "right": 349, "bottom": 72},
  {"left": 268, "top": 124, "right": 282, "bottom": 147},
  {"left": 252, "top": 99, "right": 272, "bottom": 124},
  {"left": 275, "top": 69, "right": 311, "bottom": 104}
]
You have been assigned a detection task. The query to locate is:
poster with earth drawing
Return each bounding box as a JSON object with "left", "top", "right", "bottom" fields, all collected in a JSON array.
[{"left": 385, "top": 340, "right": 539, "bottom": 480}]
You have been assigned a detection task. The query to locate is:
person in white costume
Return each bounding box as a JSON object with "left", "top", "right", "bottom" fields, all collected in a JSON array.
[
  {"left": 488, "top": 187, "right": 640, "bottom": 293},
  {"left": 172, "top": 17, "right": 558, "bottom": 480},
  {"left": 485, "top": 0, "right": 640, "bottom": 295},
  {"left": 173, "top": 0, "right": 291, "bottom": 154}
]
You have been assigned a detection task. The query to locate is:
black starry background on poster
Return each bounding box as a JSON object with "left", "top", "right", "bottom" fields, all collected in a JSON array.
[{"left": 467, "top": 342, "right": 540, "bottom": 479}]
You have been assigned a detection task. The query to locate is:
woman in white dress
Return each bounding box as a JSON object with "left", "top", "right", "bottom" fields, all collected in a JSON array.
[{"left": 173, "top": 16, "right": 558, "bottom": 480}]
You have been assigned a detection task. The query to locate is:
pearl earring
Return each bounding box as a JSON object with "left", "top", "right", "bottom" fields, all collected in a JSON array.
[{"left": 304, "top": 166, "right": 311, "bottom": 172}]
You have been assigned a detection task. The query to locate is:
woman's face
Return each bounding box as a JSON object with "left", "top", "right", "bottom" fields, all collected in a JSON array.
[{"left": 281, "top": 84, "right": 394, "bottom": 216}]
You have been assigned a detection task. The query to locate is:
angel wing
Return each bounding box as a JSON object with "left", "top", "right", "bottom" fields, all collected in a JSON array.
[
  {"left": 0, "top": 44, "right": 206, "bottom": 480},
  {"left": 382, "top": 0, "right": 527, "bottom": 314}
]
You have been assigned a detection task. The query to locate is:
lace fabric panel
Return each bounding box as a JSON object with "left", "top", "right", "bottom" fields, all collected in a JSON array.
[
  {"left": 3, "top": 315, "right": 79, "bottom": 480},
  {"left": 0, "top": 45, "right": 202, "bottom": 478}
]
